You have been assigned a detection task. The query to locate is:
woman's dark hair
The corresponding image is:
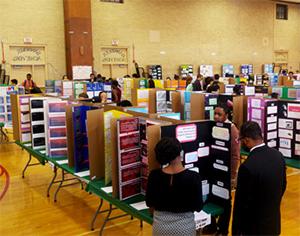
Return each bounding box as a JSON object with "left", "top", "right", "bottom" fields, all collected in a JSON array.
[
  {"left": 117, "top": 100, "right": 132, "bottom": 107},
  {"left": 112, "top": 80, "right": 119, "bottom": 88},
  {"left": 271, "top": 92, "right": 279, "bottom": 99},
  {"left": 155, "top": 137, "right": 182, "bottom": 165},
  {"left": 240, "top": 121, "right": 263, "bottom": 140},
  {"left": 11, "top": 79, "right": 18, "bottom": 85},
  {"left": 233, "top": 85, "right": 242, "bottom": 95},
  {"left": 148, "top": 79, "right": 155, "bottom": 88},
  {"left": 216, "top": 102, "right": 231, "bottom": 115},
  {"left": 203, "top": 77, "right": 213, "bottom": 90},
  {"left": 206, "top": 82, "right": 220, "bottom": 93},
  {"left": 214, "top": 74, "right": 220, "bottom": 81},
  {"left": 78, "top": 92, "right": 89, "bottom": 99}
]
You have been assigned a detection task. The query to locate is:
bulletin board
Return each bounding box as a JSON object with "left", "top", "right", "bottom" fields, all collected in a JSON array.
[{"left": 9, "top": 44, "right": 48, "bottom": 87}]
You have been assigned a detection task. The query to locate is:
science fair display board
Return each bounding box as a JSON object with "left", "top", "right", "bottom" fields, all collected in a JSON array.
[
  {"left": 160, "top": 121, "right": 232, "bottom": 205},
  {"left": 112, "top": 117, "right": 170, "bottom": 200}
]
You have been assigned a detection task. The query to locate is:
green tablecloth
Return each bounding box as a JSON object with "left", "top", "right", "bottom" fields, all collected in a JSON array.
[{"left": 16, "top": 140, "right": 224, "bottom": 225}]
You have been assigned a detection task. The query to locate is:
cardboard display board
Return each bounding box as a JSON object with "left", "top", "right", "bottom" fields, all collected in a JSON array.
[
  {"left": 0, "top": 86, "right": 21, "bottom": 127},
  {"left": 104, "top": 110, "right": 132, "bottom": 185},
  {"left": 112, "top": 117, "right": 171, "bottom": 199},
  {"left": 159, "top": 121, "right": 232, "bottom": 203},
  {"left": 72, "top": 105, "right": 93, "bottom": 172},
  {"left": 45, "top": 80, "right": 62, "bottom": 95},
  {"left": 11, "top": 94, "right": 35, "bottom": 142},
  {"left": 190, "top": 93, "right": 245, "bottom": 129},
  {"left": 278, "top": 100, "right": 300, "bottom": 159},
  {"left": 30, "top": 97, "right": 47, "bottom": 150},
  {"left": 45, "top": 100, "right": 68, "bottom": 157},
  {"left": 247, "top": 97, "right": 278, "bottom": 148},
  {"left": 87, "top": 109, "right": 105, "bottom": 180}
]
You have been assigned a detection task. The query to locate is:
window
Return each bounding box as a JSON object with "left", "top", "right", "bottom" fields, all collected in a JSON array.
[
  {"left": 276, "top": 4, "right": 288, "bottom": 20},
  {"left": 100, "top": 0, "right": 124, "bottom": 3}
]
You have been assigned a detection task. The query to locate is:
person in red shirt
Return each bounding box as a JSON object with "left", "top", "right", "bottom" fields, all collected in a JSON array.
[{"left": 22, "top": 73, "right": 36, "bottom": 92}]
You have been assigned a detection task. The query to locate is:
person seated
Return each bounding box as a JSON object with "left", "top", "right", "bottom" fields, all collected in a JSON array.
[
  {"left": 117, "top": 100, "right": 132, "bottom": 107},
  {"left": 78, "top": 92, "right": 89, "bottom": 100},
  {"left": 146, "top": 137, "right": 203, "bottom": 236},
  {"left": 22, "top": 73, "right": 37, "bottom": 93},
  {"left": 62, "top": 75, "right": 70, "bottom": 80},
  {"left": 11, "top": 79, "right": 18, "bottom": 86}
]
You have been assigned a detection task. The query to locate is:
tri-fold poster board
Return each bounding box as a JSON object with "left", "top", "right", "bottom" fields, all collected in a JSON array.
[
  {"left": 248, "top": 97, "right": 300, "bottom": 159},
  {"left": 190, "top": 93, "right": 245, "bottom": 129},
  {"left": 112, "top": 118, "right": 232, "bottom": 206}
]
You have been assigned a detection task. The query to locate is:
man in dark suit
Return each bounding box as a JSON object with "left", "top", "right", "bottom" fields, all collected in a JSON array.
[{"left": 232, "top": 121, "right": 286, "bottom": 236}]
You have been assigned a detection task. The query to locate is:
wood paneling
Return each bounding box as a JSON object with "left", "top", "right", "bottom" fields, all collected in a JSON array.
[{"left": 64, "top": 0, "right": 93, "bottom": 79}]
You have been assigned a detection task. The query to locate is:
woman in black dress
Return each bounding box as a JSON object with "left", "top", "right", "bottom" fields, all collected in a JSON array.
[{"left": 146, "top": 137, "right": 203, "bottom": 236}]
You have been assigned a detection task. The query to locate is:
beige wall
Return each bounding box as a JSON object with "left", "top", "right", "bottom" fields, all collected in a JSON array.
[
  {"left": 92, "top": 0, "right": 300, "bottom": 78},
  {"left": 0, "top": 0, "right": 299, "bottom": 82},
  {"left": 0, "top": 0, "right": 66, "bottom": 82}
]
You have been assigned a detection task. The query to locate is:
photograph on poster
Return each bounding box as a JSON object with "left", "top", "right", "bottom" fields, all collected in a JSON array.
[
  {"left": 279, "top": 138, "right": 291, "bottom": 149},
  {"left": 212, "top": 126, "right": 230, "bottom": 141},
  {"left": 251, "top": 109, "right": 262, "bottom": 119},
  {"left": 296, "top": 134, "right": 300, "bottom": 142},
  {"left": 50, "top": 149, "right": 67, "bottom": 157},
  {"left": 176, "top": 124, "right": 197, "bottom": 143},
  {"left": 121, "top": 180, "right": 141, "bottom": 200},
  {"left": 267, "top": 131, "right": 277, "bottom": 140},
  {"left": 279, "top": 148, "right": 292, "bottom": 158},
  {"left": 296, "top": 121, "right": 300, "bottom": 130},
  {"left": 267, "top": 106, "right": 278, "bottom": 115},
  {"left": 33, "top": 137, "right": 45, "bottom": 147},
  {"left": 212, "top": 184, "right": 229, "bottom": 200},
  {"left": 278, "top": 119, "right": 294, "bottom": 129},
  {"left": 267, "top": 123, "right": 277, "bottom": 131},
  {"left": 120, "top": 149, "right": 141, "bottom": 166},
  {"left": 278, "top": 129, "right": 293, "bottom": 139},
  {"left": 268, "top": 140, "right": 277, "bottom": 148},
  {"left": 119, "top": 133, "right": 140, "bottom": 150},
  {"left": 32, "top": 125, "right": 45, "bottom": 134},
  {"left": 121, "top": 164, "right": 141, "bottom": 182},
  {"left": 287, "top": 103, "right": 300, "bottom": 119},
  {"left": 49, "top": 116, "right": 66, "bottom": 127},
  {"left": 49, "top": 127, "right": 67, "bottom": 138},
  {"left": 48, "top": 102, "right": 66, "bottom": 113},
  {"left": 198, "top": 146, "right": 210, "bottom": 157},
  {"left": 267, "top": 116, "right": 277, "bottom": 123},
  {"left": 185, "top": 151, "right": 198, "bottom": 164},
  {"left": 31, "top": 100, "right": 44, "bottom": 109},
  {"left": 119, "top": 118, "right": 139, "bottom": 133}
]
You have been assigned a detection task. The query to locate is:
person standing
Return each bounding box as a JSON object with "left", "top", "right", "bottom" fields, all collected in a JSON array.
[
  {"left": 211, "top": 103, "right": 240, "bottom": 235},
  {"left": 146, "top": 137, "right": 203, "bottom": 236},
  {"left": 111, "top": 80, "right": 122, "bottom": 103},
  {"left": 232, "top": 121, "right": 286, "bottom": 235}
]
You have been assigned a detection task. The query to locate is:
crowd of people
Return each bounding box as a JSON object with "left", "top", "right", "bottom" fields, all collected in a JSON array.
[{"left": 8, "top": 70, "right": 289, "bottom": 236}]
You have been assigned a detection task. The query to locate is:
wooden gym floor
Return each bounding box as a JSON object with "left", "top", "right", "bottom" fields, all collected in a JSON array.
[{"left": 0, "top": 140, "right": 300, "bottom": 236}]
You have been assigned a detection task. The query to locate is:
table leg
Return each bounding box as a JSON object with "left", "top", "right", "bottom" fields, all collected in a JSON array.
[
  {"left": 47, "top": 165, "right": 57, "bottom": 197},
  {"left": 22, "top": 154, "right": 32, "bottom": 178},
  {"left": 54, "top": 169, "right": 65, "bottom": 202},
  {"left": 90, "top": 198, "right": 104, "bottom": 231},
  {"left": 99, "top": 204, "right": 113, "bottom": 236}
]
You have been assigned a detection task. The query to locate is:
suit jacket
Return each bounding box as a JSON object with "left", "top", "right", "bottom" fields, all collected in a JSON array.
[{"left": 232, "top": 145, "right": 286, "bottom": 235}]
